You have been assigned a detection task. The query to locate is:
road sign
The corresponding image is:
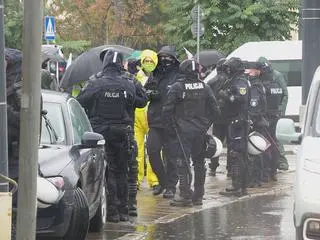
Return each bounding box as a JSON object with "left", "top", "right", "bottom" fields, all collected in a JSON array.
[
  {"left": 44, "top": 16, "right": 55, "bottom": 41},
  {"left": 191, "top": 5, "right": 204, "bottom": 22},
  {"left": 191, "top": 22, "right": 205, "bottom": 37}
]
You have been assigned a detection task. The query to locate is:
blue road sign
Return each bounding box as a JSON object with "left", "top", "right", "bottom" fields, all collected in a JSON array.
[{"left": 44, "top": 16, "right": 55, "bottom": 41}]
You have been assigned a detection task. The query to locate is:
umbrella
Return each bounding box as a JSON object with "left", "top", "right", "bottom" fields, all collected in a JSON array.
[
  {"left": 194, "top": 50, "right": 225, "bottom": 68},
  {"left": 60, "top": 45, "right": 134, "bottom": 90},
  {"left": 41, "top": 45, "right": 65, "bottom": 63}
]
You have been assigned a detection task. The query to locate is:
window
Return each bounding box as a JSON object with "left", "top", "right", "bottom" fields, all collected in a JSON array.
[
  {"left": 313, "top": 88, "right": 320, "bottom": 137},
  {"left": 68, "top": 99, "right": 92, "bottom": 144},
  {"left": 41, "top": 102, "right": 66, "bottom": 144},
  {"left": 270, "top": 60, "right": 301, "bottom": 87}
]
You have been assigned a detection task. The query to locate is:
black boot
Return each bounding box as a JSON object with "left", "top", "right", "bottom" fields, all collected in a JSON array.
[
  {"left": 209, "top": 157, "right": 219, "bottom": 176},
  {"left": 152, "top": 185, "right": 164, "bottom": 196},
  {"left": 163, "top": 188, "right": 175, "bottom": 199},
  {"left": 170, "top": 194, "right": 192, "bottom": 207},
  {"left": 107, "top": 207, "right": 120, "bottom": 223},
  {"left": 192, "top": 197, "right": 203, "bottom": 206},
  {"left": 118, "top": 206, "right": 129, "bottom": 222},
  {"left": 128, "top": 200, "right": 137, "bottom": 217}
]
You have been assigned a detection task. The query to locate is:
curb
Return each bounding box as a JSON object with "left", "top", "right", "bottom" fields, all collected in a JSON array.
[{"left": 116, "top": 173, "right": 294, "bottom": 240}]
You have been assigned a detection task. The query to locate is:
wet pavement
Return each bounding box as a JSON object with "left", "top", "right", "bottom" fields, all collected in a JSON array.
[
  {"left": 87, "top": 146, "right": 297, "bottom": 240},
  {"left": 137, "top": 192, "right": 294, "bottom": 240}
]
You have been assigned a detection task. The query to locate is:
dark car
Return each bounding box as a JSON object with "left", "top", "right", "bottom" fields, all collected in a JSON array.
[{"left": 36, "top": 90, "right": 107, "bottom": 239}]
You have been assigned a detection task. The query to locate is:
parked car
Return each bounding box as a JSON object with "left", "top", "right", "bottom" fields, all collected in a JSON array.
[
  {"left": 36, "top": 90, "right": 107, "bottom": 239},
  {"left": 205, "top": 40, "right": 302, "bottom": 123},
  {"left": 276, "top": 66, "right": 320, "bottom": 240}
]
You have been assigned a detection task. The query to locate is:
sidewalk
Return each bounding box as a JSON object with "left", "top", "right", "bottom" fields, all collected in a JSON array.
[{"left": 87, "top": 151, "right": 296, "bottom": 240}]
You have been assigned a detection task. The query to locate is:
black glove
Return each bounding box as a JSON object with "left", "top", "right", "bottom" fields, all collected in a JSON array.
[
  {"left": 218, "top": 89, "right": 229, "bottom": 100},
  {"left": 147, "top": 90, "right": 161, "bottom": 101}
]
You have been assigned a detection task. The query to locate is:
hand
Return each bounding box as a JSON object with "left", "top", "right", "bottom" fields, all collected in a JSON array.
[{"left": 218, "top": 89, "right": 228, "bottom": 99}]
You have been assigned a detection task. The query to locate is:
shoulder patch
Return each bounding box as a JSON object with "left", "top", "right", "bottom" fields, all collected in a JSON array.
[{"left": 239, "top": 87, "right": 247, "bottom": 95}]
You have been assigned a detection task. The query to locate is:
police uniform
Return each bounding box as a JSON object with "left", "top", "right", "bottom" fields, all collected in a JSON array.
[
  {"left": 77, "top": 49, "right": 147, "bottom": 222},
  {"left": 218, "top": 58, "right": 251, "bottom": 196},
  {"left": 247, "top": 74, "right": 268, "bottom": 187},
  {"left": 207, "top": 58, "right": 229, "bottom": 176},
  {"left": 261, "top": 68, "right": 285, "bottom": 181},
  {"left": 162, "top": 59, "right": 220, "bottom": 206},
  {"left": 121, "top": 71, "right": 149, "bottom": 217}
]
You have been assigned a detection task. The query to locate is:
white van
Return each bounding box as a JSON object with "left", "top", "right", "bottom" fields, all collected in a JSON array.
[{"left": 204, "top": 40, "right": 302, "bottom": 122}]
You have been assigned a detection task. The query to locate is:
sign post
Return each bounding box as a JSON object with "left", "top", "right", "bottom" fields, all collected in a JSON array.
[{"left": 191, "top": 3, "right": 204, "bottom": 63}]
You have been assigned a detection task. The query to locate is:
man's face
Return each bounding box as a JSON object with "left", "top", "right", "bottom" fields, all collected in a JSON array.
[{"left": 245, "top": 68, "right": 261, "bottom": 77}]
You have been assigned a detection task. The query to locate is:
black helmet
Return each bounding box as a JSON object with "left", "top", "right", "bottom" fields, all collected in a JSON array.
[
  {"left": 100, "top": 48, "right": 123, "bottom": 67},
  {"left": 223, "top": 57, "right": 244, "bottom": 75},
  {"left": 216, "top": 58, "right": 226, "bottom": 73},
  {"left": 179, "top": 59, "right": 200, "bottom": 74}
]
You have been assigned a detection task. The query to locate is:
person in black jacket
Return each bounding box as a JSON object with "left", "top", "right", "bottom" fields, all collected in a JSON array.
[
  {"left": 218, "top": 58, "right": 251, "bottom": 197},
  {"left": 207, "top": 58, "right": 229, "bottom": 176},
  {"left": 162, "top": 59, "right": 220, "bottom": 206},
  {"left": 77, "top": 49, "right": 148, "bottom": 222},
  {"left": 144, "top": 46, "right": 180, "bottom": 198}
]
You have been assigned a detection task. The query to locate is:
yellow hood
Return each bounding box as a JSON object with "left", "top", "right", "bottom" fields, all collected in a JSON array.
[{"left": 140, "top": 49, "right": 158, "bottom": 67}]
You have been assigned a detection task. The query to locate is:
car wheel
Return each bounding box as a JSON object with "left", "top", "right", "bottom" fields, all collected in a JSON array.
[
  {"left": 296, "top": 226, "right": 303, "bottom": 240},
  {"left": 89, "top": 183, "right": 107, "bottom": 232},
  {"left": 63, "top": 188, "right": 89, "bottom": 240}
]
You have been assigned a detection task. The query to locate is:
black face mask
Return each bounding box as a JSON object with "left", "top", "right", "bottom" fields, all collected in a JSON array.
[{"left": 158, "top": 56, "right": 176, "bottom": 72}]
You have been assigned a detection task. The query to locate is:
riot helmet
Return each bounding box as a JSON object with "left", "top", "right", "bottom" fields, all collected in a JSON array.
[
  {"left": 247, "top": 131, "right": 271, "bottom": 155},
  {"left": 205, "top": 134, "right": 223, "bottom": 158},
  {"left": 223, "top": 57, "right": 244, "bottom": 77}
]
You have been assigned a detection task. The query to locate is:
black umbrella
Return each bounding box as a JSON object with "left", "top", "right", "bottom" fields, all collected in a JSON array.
[
  {"left": 41, "top": 45, "right": 65, "bottom": 63},
  {"left": 60, "top": 45, "right": 134, "bottom": 90},
  {"left": 194, "top": 50, "right": 225, "bottom": 68}
]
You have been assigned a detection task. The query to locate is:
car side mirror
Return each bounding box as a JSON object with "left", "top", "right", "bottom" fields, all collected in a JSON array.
[
  {"left": 276, "top": 118, "right": 302, "bottom": 144},
  {"left": 80, "top": 132, "right": 105, "bottom": 149}
]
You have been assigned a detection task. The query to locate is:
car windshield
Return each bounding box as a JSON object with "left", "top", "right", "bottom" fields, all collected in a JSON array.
[
  {"left": 41, "top": 102, "right": 66, "bottom": 144},
  {"left": 270, "top": 60, "right": 301, "bottom": 87}
]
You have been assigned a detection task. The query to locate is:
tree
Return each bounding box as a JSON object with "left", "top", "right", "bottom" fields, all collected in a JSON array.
[
  {"left": 47, "top": 0, "right": 165, "bottom": 50},
  {"left": 164, "top": 0, "right": 299, "bottom": 55},
  {"left": 4, "top": 0, "right": 23, "bottom": 49}
]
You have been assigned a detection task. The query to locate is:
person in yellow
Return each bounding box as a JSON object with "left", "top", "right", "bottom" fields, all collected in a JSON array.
[{"left": 135, "top": 50, "right": 160, "bottom": 193}]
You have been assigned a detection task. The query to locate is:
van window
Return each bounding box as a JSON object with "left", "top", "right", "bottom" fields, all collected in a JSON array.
[{"left": 270, "top": 60, "right": 301, "bottom": 87}]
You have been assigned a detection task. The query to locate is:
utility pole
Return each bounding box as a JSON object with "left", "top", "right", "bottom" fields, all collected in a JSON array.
[
  {"left": 301, "top": 0, "right": 320, "bottom": 104},
  {"left": 0, "top": 0, "right": 9, "bottom": 193},
  {"left": 16, "top": 0, "right": 43, "bottom": 239}
]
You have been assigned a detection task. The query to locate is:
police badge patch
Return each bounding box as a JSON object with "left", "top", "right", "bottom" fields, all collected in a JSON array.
[{"left": 239, "top": 87, "right": 247, "bottom": 95}]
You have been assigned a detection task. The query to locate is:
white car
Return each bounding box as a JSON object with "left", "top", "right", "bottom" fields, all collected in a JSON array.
[
  {"left": 205, "top": 40, "right": 302, "bottom": 123},
  {"left": 276, "top": 66, "right": 320, "bottom": 240}
]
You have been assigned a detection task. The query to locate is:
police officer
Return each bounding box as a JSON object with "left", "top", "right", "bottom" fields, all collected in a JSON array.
[
  {"left": 207, "top": 58, "right": 229, "bottom": 176},
  {"left": 258, "top": 57, "right": 289, "bottom": 172},
  {"left": 245, "top": 62, "right": 268, "bottom": 187},
  {"left": 162, "top": 59, "right": 221, "bottom": 206},
  {"left": 258, "top": 57, "right": 288, "bottom": 181},
  {"left": 218, "top": 57, "right": 251, "bottom": 197},
  {"left": 145, "top": 46, "right": 180, "bottom": 198},
  {"left": 121, "top": 63, "right": 149, "bottom": 217},
  {"left": 77, "top": 49, "right": 148, "bottom": 222}
]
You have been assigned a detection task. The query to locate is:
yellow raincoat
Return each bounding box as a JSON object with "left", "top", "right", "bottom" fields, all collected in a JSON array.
[{"left": 135, "top": 50, "right": 159, "bottom": 188}]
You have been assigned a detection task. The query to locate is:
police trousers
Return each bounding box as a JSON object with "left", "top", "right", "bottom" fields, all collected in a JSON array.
[
  {"left": 175, "top": 128, "right": 207, "bottom": 199},
  {"left": 263, "top": 115, "right": 280, "bottom": 177},
  {"left": 146, "top": 127, "right": 178, "bottom": 191},
  {"left": 227, "top": 119, "right": 248, "bottom": 190},
  {"left": 104, "top": 125, "right": 132, "bottom": 214}
]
